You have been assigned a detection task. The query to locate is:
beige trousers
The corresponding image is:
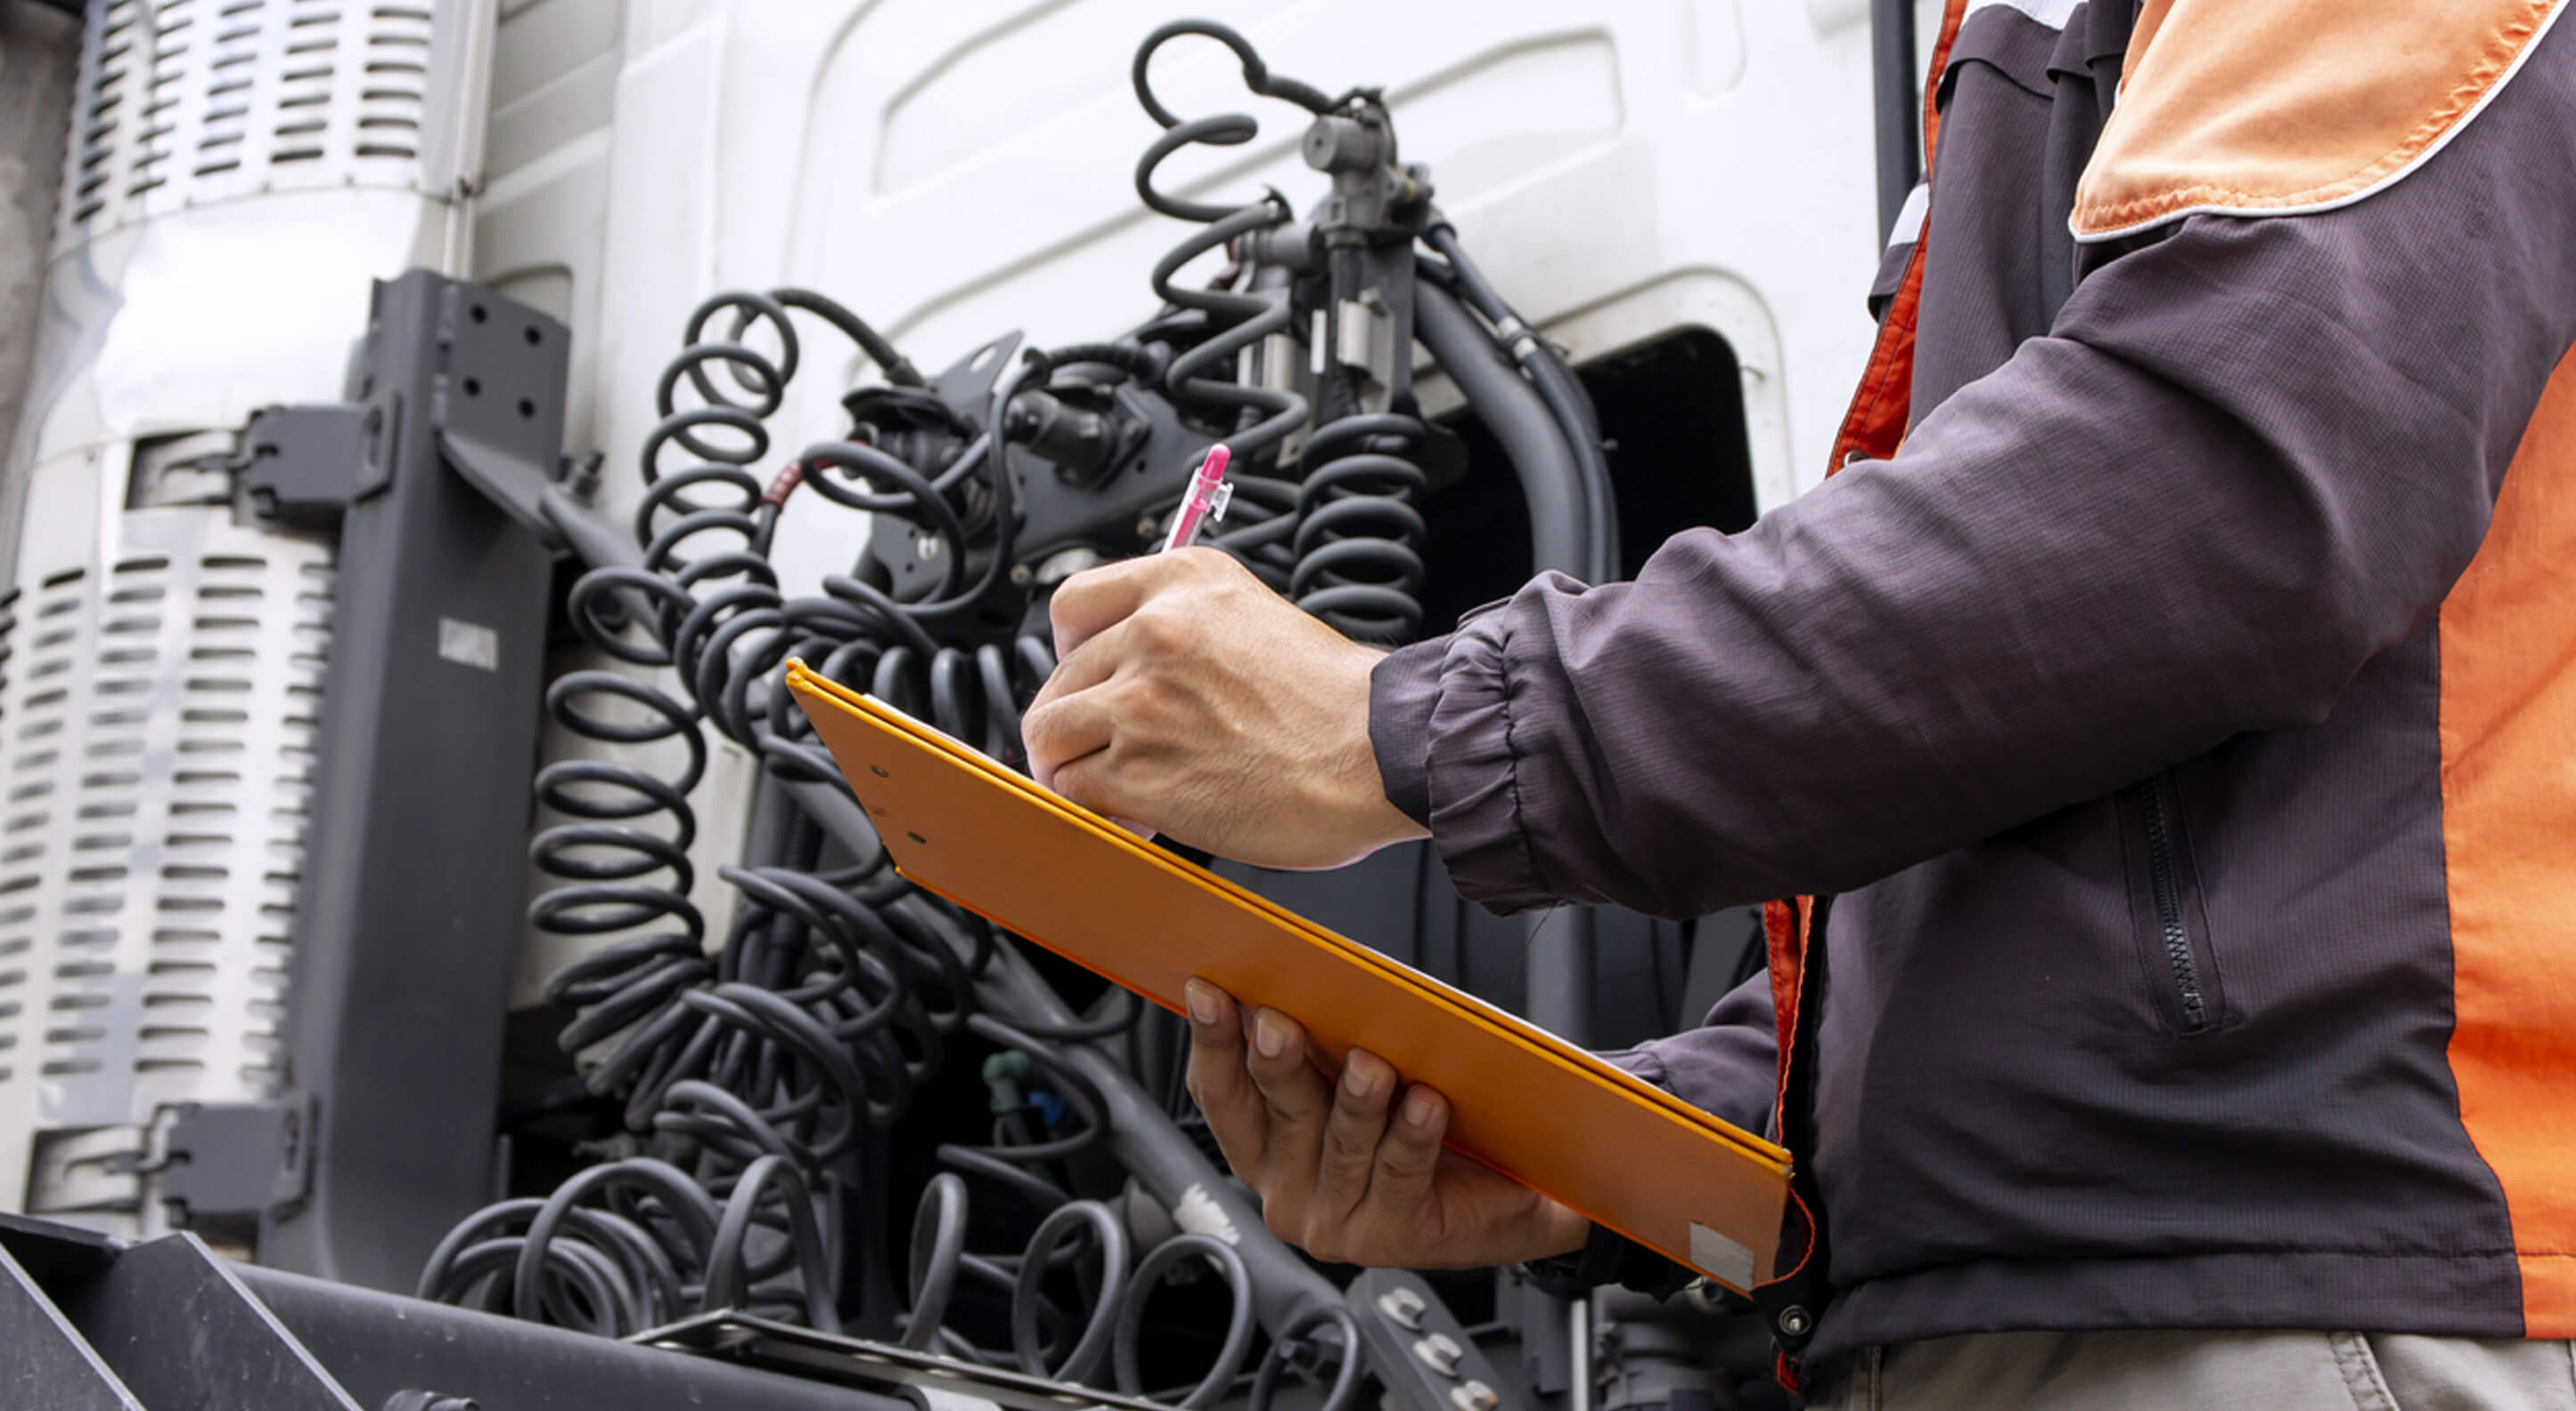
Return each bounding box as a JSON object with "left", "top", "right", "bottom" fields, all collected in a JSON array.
[{"left": 1805, "top": 1330, "right": 2576, "bottom": 1411}]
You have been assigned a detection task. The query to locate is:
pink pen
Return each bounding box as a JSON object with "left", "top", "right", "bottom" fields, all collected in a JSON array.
[{"left": 1159, "top": 444, "right": 1234, "bottom": 552}]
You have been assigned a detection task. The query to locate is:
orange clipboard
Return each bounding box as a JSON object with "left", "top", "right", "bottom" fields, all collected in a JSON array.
[{"left": 785, "top": 659, "right": 1790, "bottom": 1292}]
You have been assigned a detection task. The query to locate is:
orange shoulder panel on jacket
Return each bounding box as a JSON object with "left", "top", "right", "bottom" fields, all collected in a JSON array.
[
  {"left": 2071, "top": 0, "right": 2566, "bottom": 241},
  {"left": 2439, "top": 344, "right": 2576, "bottom": 1337}
]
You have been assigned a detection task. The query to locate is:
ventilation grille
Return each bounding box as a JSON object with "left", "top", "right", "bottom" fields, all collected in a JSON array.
[
  {"left": 0, "top": 589, "right": 16, "bottom": 1088},
  {"left": 0, "top": 568, "right": 102, "bottom": 1091},
  {"left": 0, "top": 530, "right": 335, "bottom": 1218},
  {"left": 59, "top": 0, "right": 450, "bottom": 248},
  {"left": 10, "top": 563, "right": 131, "bottom": 1087}
]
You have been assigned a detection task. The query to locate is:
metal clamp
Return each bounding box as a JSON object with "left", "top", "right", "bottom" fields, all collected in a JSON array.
[{"left": 158, "top": 1095, "right": 318, "bottom": 1230}]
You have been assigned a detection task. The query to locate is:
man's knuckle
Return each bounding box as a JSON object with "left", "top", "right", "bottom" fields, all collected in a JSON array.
[
  {"left": 1261, "top": 1202, "right": 1299, "bottom": 1243},
  {"left": 1324, "top": 1123, "right": 1368, "bottom": 1163},
  {"left": 1210, "top": 1135, "right": 1255, "bottom": 1179},
  {"left": 1144, "top": 601, "right": 1209, "bottom": 652}
]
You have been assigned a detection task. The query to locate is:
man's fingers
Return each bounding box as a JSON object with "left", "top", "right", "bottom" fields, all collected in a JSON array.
[
  {"left": 1024, "top": 617, "right": 1133, "bottom": 722},
  {"left": 1048, "top": 558, "right": 1168, "bottom": 660},
  {"left": 1310, "top": 1048, "right": 1395, "bottom": 1239},
  {"left": 1020, "top": 689, "right": 1116, "bottom": 793},
  {"left": 1242, "top": 1007, "right": 1332, "bottom": 1217},
  {"left": 1181, "top": 980, "right": 1267, "bottom": 1180},
  {"left": 1043, "top": 753, "right": 1149, "bottom": 826},
  {"left": 1365, "top": 1082, "right": 1450, "bottom": 1216}
]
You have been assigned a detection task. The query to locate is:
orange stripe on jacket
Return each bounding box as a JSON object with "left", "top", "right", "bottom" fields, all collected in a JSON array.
[{"left": 2440, "top": 344, "right": 2576, "bottom": 1337}]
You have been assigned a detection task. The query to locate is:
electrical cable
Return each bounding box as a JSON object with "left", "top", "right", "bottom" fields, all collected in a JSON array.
[
  {"left": 1131, "top": 20, "right": 1341, "bottom": 223},
  {"left": 434, "top": 21, "right": 1617, "bottom": 1405},
  {"left": 1112, "top": 1234, "right": 1257, "bottom": 1407},
  {"left": 1148, "top": 200, "right": 1312, "bottom": 465},
  {"left": 1411, "top": 281, "right": 1593, "bottom": 577},
  {"left": 1251, "top": 1304, "right": 1368, "bottom": 1411},
  {"left": 1422, "top": 224, "right": 1621, "bottom": 582},
  {"left": 436, "top": 278, "right": 1267, "bottom": 1391}
]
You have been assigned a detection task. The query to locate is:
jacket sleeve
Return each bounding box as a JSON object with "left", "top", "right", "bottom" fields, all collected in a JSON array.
[
  {"left": 1596, "top": 969, "right": 1778, "bottom": 1138},
  {"left": 1526, "top": 970, "right": 1779, "bottom": 1295},
  {"left": 1370, "top": 48, "right": 2576, "bottom": 919}
]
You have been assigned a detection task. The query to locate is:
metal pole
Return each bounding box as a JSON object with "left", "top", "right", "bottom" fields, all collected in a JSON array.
[
  {"left": 1870, "top": 0, "right": 1923, "bottom": 242},
  {"left": 1568, "top": 1294, "right": 1594, "bottom": 1411}
]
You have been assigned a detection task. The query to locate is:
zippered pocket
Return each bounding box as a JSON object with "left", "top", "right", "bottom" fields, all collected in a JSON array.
[{"left": 2119, "top": 772, "right": 2228, "bottom": 1037}]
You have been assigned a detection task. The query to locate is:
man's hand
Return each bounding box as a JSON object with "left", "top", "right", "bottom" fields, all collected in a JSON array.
[
  {"left": 1023, "top": 550, "right": 1427, "bottom": 869},
  {"left": 1181, "top": 978, "right": 1591, "bottom": 1269}
]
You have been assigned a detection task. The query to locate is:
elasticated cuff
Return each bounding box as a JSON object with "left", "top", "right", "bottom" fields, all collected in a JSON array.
[
  {"left": 1368, "top": 640, "right": 1444, "bottom": 828},
  {"left": 1420, "top": 608, "right": 1555, "bottom": 913}
]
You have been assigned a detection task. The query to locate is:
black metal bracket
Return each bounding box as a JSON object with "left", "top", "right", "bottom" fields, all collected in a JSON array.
[
  {"left": 239, "top": 404, "right": 379, "bottom": 528},
  {"left": 0, "top": 1231, "right": 141, "bottom": 1409},
  {"left": 635, "top": 1309, "right": 1173, "bottom": 1411},
  {"left": 430, "top": 283, "right": 569, "bottom": 546},
  {"left": 240, "top": 282, "right": 571, "bottom": 549},
  {"left": 252, "top": 271, "right": 565, "bottom": 1293},
  {"left": 0, "top": 1214, "right": 901, "bottom": 1410},
  {"left": 158, "top": 1094, "right": 319, "bottom": 1233},
  {"left": 155, "top": 274, "right": 626, "bottom": 1294},
  {"left": 2, "top": 1218, "right": 364, "bottom": 1410}
]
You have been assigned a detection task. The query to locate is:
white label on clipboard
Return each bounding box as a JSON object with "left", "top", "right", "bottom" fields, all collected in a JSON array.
[{"left": 1689, "top": 1222, "right": 1757, "bottom": 1289}]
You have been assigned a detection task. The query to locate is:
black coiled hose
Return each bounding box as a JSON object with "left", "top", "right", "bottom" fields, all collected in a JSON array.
[
  {"left": 440, "top": 24, "right": 1550, "bottom": 1403},
  {"left": 432, "top": 286, "right": 1294, "bottom": 1407},
  {"left": 1288, "top": 413, "right": 1430, "bottom": 642},
  {"left": 621, "top": 288, "right": 1058, "bottom": 766},
  {"left": 1123, "top": 21, "right": 1442, "bottom": 648},
  {"left": 1148, "top": 202, "right": 1311, "bottom": 465},
  {"left": 1131, "top": 19, "right": 1339, "bottom": 224},
  {"left": 897, "top": 1021, "right": 1272, "bottom": 1403},
  {"left": 424, "top": 289, "right": 997, "bottom": 1338}
]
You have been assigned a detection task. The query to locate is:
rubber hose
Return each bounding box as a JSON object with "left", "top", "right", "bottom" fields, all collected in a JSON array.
[{"left": 1412, "top": 282, "right": 1591, "bottom": 577}]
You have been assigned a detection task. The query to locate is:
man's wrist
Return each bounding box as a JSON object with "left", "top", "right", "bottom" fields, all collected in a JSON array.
[
  {"left": 1329, "top": 643, "right": 1428, "bottom": 856},
  {"left": 1366, "top": 638, "right": 1447, "bottom": 829}
]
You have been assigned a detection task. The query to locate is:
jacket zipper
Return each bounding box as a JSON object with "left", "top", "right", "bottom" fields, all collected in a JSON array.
[{"left": 2130, "top": 779, "right": 2208, "bottom": 1032}]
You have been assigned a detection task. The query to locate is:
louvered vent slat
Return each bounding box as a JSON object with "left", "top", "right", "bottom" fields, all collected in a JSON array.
[
  {"left": 53, "top": 0, "right": 451, "bottom": 251},
  {"left": 0, "top": 537, "right": 336, "bottom": 1215}
]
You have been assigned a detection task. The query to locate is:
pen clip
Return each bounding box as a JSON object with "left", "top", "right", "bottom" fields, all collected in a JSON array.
[{"left": 1160, "top": 443, "right": 1233, "bottom": 553}]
